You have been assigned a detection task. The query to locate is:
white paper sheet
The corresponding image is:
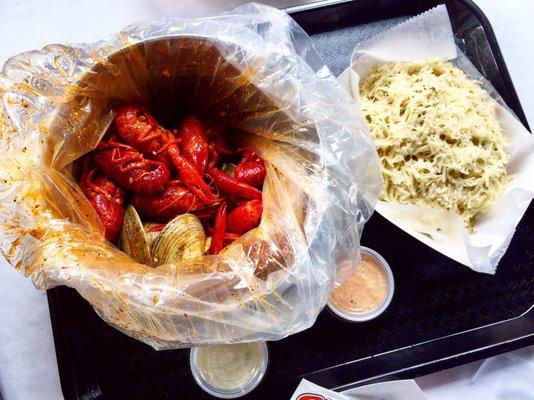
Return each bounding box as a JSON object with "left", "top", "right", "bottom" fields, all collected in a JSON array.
[
  {"left": 338, "top": 5, "right": 534, "bottom": 273},
  {"left": 290, "top": 379, "right": 428, "bottom": 400}
]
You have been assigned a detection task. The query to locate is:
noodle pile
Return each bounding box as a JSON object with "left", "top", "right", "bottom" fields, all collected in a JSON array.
[{"left": 359, "top": 60, "right": 510, "bottom": 229}]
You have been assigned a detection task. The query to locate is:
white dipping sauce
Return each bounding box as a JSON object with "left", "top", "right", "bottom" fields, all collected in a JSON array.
[{"left": 196, "top": 342, "right": 263, "bottom": 390}]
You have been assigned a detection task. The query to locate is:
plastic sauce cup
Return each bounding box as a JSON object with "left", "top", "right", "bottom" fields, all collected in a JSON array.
[
  {"left": 327, "top": 246, "right": 394, "bottom": 322},
  {"left": 190, "top": 341, "right": 268, "bottom": 398}
]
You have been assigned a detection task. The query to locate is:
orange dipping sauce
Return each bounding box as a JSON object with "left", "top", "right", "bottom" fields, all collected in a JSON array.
[{"left": 330, "top": 253, "right": 388, "bottom": 314}]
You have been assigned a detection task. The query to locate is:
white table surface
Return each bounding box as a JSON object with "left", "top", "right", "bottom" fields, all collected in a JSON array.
[{"left": 0, "top": 1, "right": 532, "bottom": 399}]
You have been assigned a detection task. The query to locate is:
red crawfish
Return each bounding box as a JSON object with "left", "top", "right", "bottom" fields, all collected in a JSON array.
[
  {"left": 178, "top": 116, "right": 209, "bottom": 175},
  {"left": 79, "top": 162, "right": 125, "bottom": 241},
  {"left": 234, "top": 148, "right": 266, "bottom": 188},
  {"left": 114, "top": 105, "right": 214, "bottom": 203},
  {"left": 227, "top": 199, "right": 263, "bottom": 235},
  {"left": 208, "top": 203, "right": 227, "bottom": 254},
  {"left": 131, "top": 180, "right": 211, "bottom": 222},
  {"left": 93, "top": 137, "right": 170, "bottom": 194},
  {"left": 206, "top": 228, "right": 241, "bottom": 245},
  {"left": 208, "top": 167, "right": 262, "bottom": 200}
]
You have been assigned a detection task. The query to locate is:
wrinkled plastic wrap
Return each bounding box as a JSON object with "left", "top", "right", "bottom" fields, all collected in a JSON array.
[{"left": 0, "top": 3, "right": 381, "bottom": 349}]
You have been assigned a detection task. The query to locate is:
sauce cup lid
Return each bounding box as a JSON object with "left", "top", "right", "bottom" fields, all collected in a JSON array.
[
  {"left": 190, "top": 341, "right": 268, "bottom": 399},
  {"left": 327, "top": 246, "right": 394, "bottom": 322}
]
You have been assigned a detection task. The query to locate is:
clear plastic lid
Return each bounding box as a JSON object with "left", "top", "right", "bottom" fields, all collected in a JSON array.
[{"left": 190, "top": 342, "right": 268, "bottom": 398}]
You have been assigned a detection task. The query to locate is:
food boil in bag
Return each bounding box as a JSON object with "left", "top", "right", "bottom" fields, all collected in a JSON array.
[
  {"left": 0, "top": 4, "right": 382, "bottom": 348},
  {"left": 79, "top": 104, "right": 266, "bottom": 263}
]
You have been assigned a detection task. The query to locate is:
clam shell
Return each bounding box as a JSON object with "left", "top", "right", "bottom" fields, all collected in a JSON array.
[
  {"left": 151, "top": 213, "right": 206, "bottom": 266},
  {"left": 119, "top": 205, "right": 151, "bottom": 265}
]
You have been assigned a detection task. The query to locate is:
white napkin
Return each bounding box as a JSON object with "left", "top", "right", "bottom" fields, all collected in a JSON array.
[{"left": 291, "top": 379, "right": 428, "bottom": 400}]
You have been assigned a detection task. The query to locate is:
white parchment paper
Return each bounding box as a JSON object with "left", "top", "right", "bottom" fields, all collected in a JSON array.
[
  {"left": 338, "top": 5, "right": 534, "bottom": 273},
  {"left": 291, "top": 379, "right": 428, "bottom": 400}
]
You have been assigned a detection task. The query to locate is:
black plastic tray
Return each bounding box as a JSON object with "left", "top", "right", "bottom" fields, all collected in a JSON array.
[{"left": 47, "top": 0, "right": 534, "bottom": 399}]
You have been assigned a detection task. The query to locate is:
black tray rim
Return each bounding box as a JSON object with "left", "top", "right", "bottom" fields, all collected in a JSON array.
[
  {"left": 286, "top": 306, "right": 534, "bottom": 392},
  {"left": 47, "top": 0, "right": 533, "bottom": 398}
]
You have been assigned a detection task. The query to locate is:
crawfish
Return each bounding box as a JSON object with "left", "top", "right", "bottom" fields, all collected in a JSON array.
[
  {"left": 93, "top": 137, "right": 170, "bottom": 194},
  {"left": 114, "top": 105, "right": 214, "bottom": 203},
  {"left": 206, "top": 229, "right": 241, "bottom": 245},
  {"left": 227, "top": 199, "right": 263, "bottom": 235},
  {"left": 234, "top": 148, "right": 266, "bottom": 188},
  {"left": 178, "top": 116, "right": 209, "bottom": 174},
  {"left": 79, "top": 162, "right": 125, "bottom": 241},
  {"left": 208, "top": 167, "right": 262, "bottom": 200},
  {"left": 208, "top": 203, "right": 227, "bottom": 255},
  {"left": 131, "top": 180, "right": 211, "bottom": 222}
]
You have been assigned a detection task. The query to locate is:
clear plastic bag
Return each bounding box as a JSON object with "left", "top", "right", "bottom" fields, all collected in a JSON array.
[{"left": 0, "top": 3, "right": 381, "bottom": 349}]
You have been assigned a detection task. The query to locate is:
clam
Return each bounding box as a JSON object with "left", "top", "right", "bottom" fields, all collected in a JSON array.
[
  {"left": 119, "top": 205, "right": 151, "bottom": 265},
  {"left": 151, "top": 213, "right": 206, "bottom": 266}
]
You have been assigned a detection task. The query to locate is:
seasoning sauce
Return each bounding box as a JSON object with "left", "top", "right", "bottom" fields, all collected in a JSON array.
[
  {"left": 196, "top": 342, "right": 263, "bottom": 390},
  {"left": 330, "top": 253, "right": 387, "bottom": 313}
]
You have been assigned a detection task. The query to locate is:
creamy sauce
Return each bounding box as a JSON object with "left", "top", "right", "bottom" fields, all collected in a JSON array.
[
  {"left": 330, "top": 254, "right": 387, "bottom": 313},
  {"left": 197, "top": 342, "right": 262, "bottom": 390}
]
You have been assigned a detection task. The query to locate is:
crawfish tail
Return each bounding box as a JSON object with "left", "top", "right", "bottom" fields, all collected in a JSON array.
[
  {"left": 115, "top": 105, "right": 178, "bottom": 166},
  {"left": 90, "top": 192, "right": 125, "bottom": 241},
  {"left": 93, "top": 146, "right": 170, "bottom": 194},
  {"left": 131, "top": 181, "right": 201, "bottom": 222},
  {"left": 209, "top": 202, "right": 227, "bottom": 255},
  {"left": 171, "top": 154, "right": 215, "bottom": 203},
  {"left": 234, "top": 162, "right": 266, "bottom": 188},
  {"left": 115, "top": 105, "right": 159, "bottom": 151},
  {"left": 178, "top": 116, "right": 209, "bottom": 175},
  {"left": 79, "top": 167, "right": 125, "bottom": 241},
  {"left": 207, "top": 228, "right": 240, "bottom": 244},
  {"left": 208, "top": 167, "right": 262, "bottom": 200},
  {"left": 234, "top": 148, "right": 266, "bottom": 188},
  {"left": 227, "top": 199, "right": 263, "bottom": 235}
]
